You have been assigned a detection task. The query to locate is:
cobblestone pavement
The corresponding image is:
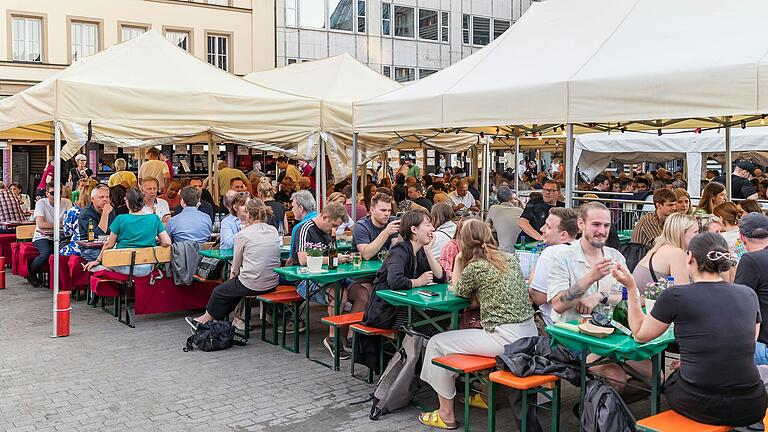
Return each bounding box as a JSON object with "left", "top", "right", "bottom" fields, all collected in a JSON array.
[{"left": 0, "top": 272, "right": 661, "bottom": 431}]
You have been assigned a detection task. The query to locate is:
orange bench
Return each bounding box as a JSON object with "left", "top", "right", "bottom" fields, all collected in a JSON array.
[
  {"left": 350, "top": 323, "right": 400, "bottom": 383},
  {"left": 241, "top": 285, "right": 296, "bottom": 339},
  {"left": 321, "top": 312, "right": 365, "bottom": 371},
  {"left": 432, "top": 355, "right": 498, "bottom": 431},
  {"left": 255, "top": 288, "right": 303, "bottom": 353},
  {"left": 488, "top": 370, "right": 561, "bottom": 432},
  {"left": 636, "top": 411, "right": 732, "bottom": 432}
]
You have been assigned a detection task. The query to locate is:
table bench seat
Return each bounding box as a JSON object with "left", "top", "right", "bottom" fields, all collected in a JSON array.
[
  {"left": 321, "top": 312, "right": 364, "bottom": 327},
  {"left": 433, "top": 354, "right": 497, "bottom": 373},
  {"left": 636, "top": 411, "right": 732, "bottom": 432}
]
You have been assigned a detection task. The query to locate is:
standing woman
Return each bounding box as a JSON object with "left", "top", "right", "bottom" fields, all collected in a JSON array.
[
  {"left": 37, "top": 157, "right": 55, "bottom": 199},
  {"left": 614, "top": 232, "right": 767, "bottom": 427},
  {"left": 694, "top": 182, "right": 726, "bottom": 215},
  {"left": 419, "top": 219, "right": 536, "bottom": 429},
  {"left": 68, "top": 154, "right": 94, "bottom": 189}
]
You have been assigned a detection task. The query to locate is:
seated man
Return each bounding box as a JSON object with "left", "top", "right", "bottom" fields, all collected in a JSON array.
[
  {"left": 548, "top": 202, "right": 652, "bottom": 394},
  {"left": 167, "top": 186, "right": 213, "bottom": 244},
  {"left": 78, "top": 184, "right": 113, "bottom": 263},
  {"left": 447, "top": 179, "right": 479, "bottom": 214},
  {"left": 630, "top": 188, "right": 678, "bottom": 249},
  {"left": 275, "top": 177, "right": 295, "bottom": 204},
  {"left": 408, "top": 185, "right": 433, "bottom": 212},
  {"left": 229, "top": 177, "right": 250, "bottom": 195},
  {"left": 159, "top": 180, "right": 182, "bottom": 209},
  {"left": 173, "top": 178, "right": 215, "bottom": 223},
  {"left": 140, "top": 177, "right": 171, "bottom": 223},
  {"left": 29, "top": 182, "right": 72, "bottom": 286},
  {"left": 0, "top": 185, "right": 25, "bottom": 233},
  {"left": 292, "top": 202, "right": 351, "bottom": 359}
]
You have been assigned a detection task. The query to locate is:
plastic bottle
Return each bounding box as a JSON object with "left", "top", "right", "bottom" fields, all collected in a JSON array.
[
  {"left": 213, "top": 214, "right": 221, "bottom": 234},
  {"left": 666, "top": 276, "right": 675, "bottom": 287},
  {"left": 612, "top": 287, "right": 629, "bottom": 328}
]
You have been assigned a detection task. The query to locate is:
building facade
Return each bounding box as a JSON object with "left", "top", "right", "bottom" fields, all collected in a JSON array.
[{"left": 276, "top": 0, "right": 537, "bottom": 82}]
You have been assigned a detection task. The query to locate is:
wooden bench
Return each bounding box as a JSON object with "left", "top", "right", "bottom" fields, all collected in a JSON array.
[
  {"left": 349, "top": 323, "right": 400, "bottom": 383},
  {"left": 255, "top": 288, "right": 304, "bottom": 353},
  {"left": 321, "top": 312, "right": 365, "bottom": 372},
  {"left": 636, "top": 411, "right": 732, "bottom": 432},
  {"left": 487, "top": 370, "right": 560, "bottom": 432},
  {"left": 432, "top": 355, "right": 498, "bottom": 432}
]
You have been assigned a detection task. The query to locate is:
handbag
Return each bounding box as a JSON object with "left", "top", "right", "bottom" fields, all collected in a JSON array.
[
  {"left": 459, "top": 293, "right": 482, "bottom": 329},
  {"left": 195, "top": 256, "right": 225, "bottom": 281}
]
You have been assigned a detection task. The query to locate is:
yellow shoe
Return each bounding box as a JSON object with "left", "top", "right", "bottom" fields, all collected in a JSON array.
[
  {"left": 418, "top": 410, "right": 458, "bottom": 430},
  {"left": 468, "top": 393, "right": 489, "bottom": 410}
]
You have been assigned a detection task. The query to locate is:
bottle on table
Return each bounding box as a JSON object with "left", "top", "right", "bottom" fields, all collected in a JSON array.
[
  {"left": 87, "top": 221, "right": 95, "bottom": 241},
  {"left": 612, "top": 287, "right": 629, "bottom": 328},
  {"left": 666, "top": 276, "right": 675, "bottom": 287},
  {"left": 328, "top": 233, "right": 338, "bottom": 270},
  {"left": 213, "top": 214, "right": 221, "bottom": 233}
]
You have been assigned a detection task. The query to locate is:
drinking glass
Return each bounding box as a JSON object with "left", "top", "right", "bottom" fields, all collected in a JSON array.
[
  {"left": 352, "top": 252, "right": 362, "bottom": 269},
  {"left": 377, "top": 249, "right": 389, "bottom": 262}
]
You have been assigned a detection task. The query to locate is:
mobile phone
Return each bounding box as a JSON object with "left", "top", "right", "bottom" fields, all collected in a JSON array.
[
  {"left": 390, "top": 290, "right": 408, "bottom": 296},
  {"left": 417, "top": 290, "right": 439, "bottom": 297},
  {"left": 395, "top": 212, "right": 405, "bottom": 220}
]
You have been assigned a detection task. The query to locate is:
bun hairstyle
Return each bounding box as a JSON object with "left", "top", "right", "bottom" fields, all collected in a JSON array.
[
  {"left": 687, "top": 231, "right": 736, "bottom": 273},
  {"left": 125, "top": 187, "right": 145, "bottom": 213},
  {"left": 245, "top": 198, "right": 273, "bottom": 223}
]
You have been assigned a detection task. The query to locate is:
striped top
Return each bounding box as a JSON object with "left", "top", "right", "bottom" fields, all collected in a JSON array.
[{"left": 631, "top": 212, "right": 663, "bottom": 248}]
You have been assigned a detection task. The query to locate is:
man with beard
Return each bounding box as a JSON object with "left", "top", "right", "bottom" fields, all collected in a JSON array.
[{"left": 547, "top": 202, "right": 652, "bottom": 395}]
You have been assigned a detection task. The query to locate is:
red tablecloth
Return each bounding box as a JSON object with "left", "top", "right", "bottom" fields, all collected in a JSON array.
[
  {"left": 48, "top": 255, "right": 88, "bottom": 292},
  {"left": 13, "top": 242, "right": 40, "bottom": 278},
  {"left": 0, "top": 234, "right": 14, "bottom": 267}
]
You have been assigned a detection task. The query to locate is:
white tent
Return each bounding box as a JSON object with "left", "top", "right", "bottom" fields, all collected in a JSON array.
[
  {"left": 353, "top": 0, "right": 768, "bottom": 133},
  {"left": 0, "top": 30, "right": 322, "bottom": 160},
  {"left": 576, "top": 128, "right": 768, "bottom": 197},
  {"left": 244, "top": 53, "right": 477, "bottom": 180}
]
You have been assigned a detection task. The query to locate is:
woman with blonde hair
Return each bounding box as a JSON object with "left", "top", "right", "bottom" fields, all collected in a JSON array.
[
  {"left": 695, "top": 181, "right": 726, "bottom": 215},
  {"left": 256, "top": 178, "right": 287, "bottom": 233},
  {"left": 673, "top": 188, "right": 693, "bottom": 215},
  {"left": 328, "top": 191, "right": 354, "bottom": 236},
  {"left": 632, "top": 213, "right": 698, "bottom": 290},
  {"left": 418, "top": 219, "right": 536, "bottom": 429}
]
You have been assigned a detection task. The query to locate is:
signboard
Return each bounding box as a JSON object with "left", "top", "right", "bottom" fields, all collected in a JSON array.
[
  {"left": 237, "top": 146, "right": 250, "bottom": 156},
  {"left": 191, "top": 145, "right": 204, "bottom": 155},
  {"left": 174, "top": 144, "right": 188, "bottom": 154},
  {"left": 103, "top": 144, "right": 118, "bottom": 155}
]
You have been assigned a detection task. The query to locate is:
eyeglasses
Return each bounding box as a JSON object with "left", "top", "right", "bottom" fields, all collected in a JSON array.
[{"left": 46, "top": 190, "right": 54, "bottom": 195}]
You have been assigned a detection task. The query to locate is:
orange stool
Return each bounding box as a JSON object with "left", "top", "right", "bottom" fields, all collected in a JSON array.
[
  {"left": 432, "top": 355, "right": 498, "bottom": 431},
  {"left": 321, "top": 312, "right": 365, "bottom": 371},
  {"left": 254, "top": 288, "right": 303, "bottom": 353},
  {"left": 488, "top": 370, "right": 561, "bottom": 432},
  {"left": 350, "top": 323, "right": 400, "bottom": 383},
  {"left": 636, "top": 411, "right": 732, "bottom": 432}
]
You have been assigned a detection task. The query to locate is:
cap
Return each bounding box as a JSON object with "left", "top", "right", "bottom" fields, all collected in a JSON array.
[
  {"left": 739, "top": 212, "right": 768, "bottom": 238},
  {"left": 74, "top": 154, "right": 87, "bottom": 162},
  {"left": 735, "top": 159, "right": 756, "bottom": 174}
]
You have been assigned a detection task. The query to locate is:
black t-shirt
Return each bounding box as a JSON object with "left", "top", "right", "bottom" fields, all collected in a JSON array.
[
  {"left": 275, "top": 190, "right": 294, "bottom": 205},
  {"left": 715, "top": 174, "right": 757, "bottom": 199},
  {"left": 519, "top": 198, "right": 563, "bottom": 241},
  {"left": 291, "top": 219, "right": 331, "bottom": 264},
  {"left": 266, "top": 200, "right": 286, "bottom": 232},
  {"left": 735, "top": 246, "right": 768, "bottom": 344},
  {"left": 69, "top": 167, "right": 93, "bottom": 184},
  {"left": 651, "top": 281, "right": 761, "bottom": 389},
  {"left": 413, "top": 196, "right": 433, "bottom": 212}
]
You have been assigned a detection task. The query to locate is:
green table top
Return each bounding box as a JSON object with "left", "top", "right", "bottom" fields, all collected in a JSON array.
[
  {"left": 280, "top": 241, "right": 353, "bottom": 258},
  {"left": 514, "top": 242, "right": 543, "bottom": 252},
  {"left": 274, "top": 260, "right": 382, "bottom": 283},
  {"left": 546, "top": 322, "right": 675, "bottom": 362},
  {"left": 377, "top": 284, "right": 471, "bottom": 312},
  {"left": 199, "top": 249, "right": 233, "bottom": 260}
]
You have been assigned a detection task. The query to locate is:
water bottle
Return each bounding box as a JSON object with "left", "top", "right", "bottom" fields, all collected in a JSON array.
[
  {"left": 520, "top": 235, "right": 527, "bottom": 250},
  {"left": 666, "top": 276, "right": 675, "bottom": 287},
  {"left": 213, "top": 214, "right": 221, "bottom": 234}
]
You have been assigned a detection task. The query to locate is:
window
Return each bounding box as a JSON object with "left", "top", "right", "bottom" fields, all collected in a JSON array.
[
  {"left": 472, "top": 16, "right": 490, "bottom": 46},
  {"left": 329, "top": 0, "right": 353, "bottom": 31},
  {"left": 394, "top": 67, "right": 414, "bottom": 83},
  {"left": 382, "top": 65, "right": 391, "bottom": 78},
  {"left": 207, "top": 0, "right": 229, "bottom": 5},
  {"left": 394, "top": 6, "right": 414, "bottom": 38},
  {"left": 12, "top": 16, "right": 43, "bottom": 62},
  {"left": 441, "top": 12, "right": 449, "bottom": 43},
  {"left": 493, "top": 19, "right": 510, "bottom": 39},
  {"left": 381, "top": 2, "right": 391, "bottom": 35},
  {"left": 207, "top": 34, "right": 229, "bottom": 71},
  {"left": 418, "top": 9, "right": 438, "bottom": 41},
  {"left": 298, "top": 0, "right": 365, "bottom": 33},
  {"left": 418, "top": 69, "right": 437, "bottom": 79},
  {"left": 121, "top": 26, "right": 146, "bottom": 42},
  {"left": 357, "top": 0, "right": 366, "bottom": 32},
  {"left": 286, "top": 0, "right": 298, "bottom": 27},
  {"left": 462, "top": 14, "right": 470, "bottom": 44},
  {"left": 71, "top": 22, "right": 98, "bottom": 61},
  {"left": 165, "top": 30, "right": 190, "bottom": 51},
  {"left": 287, "top": 58, "right": 298, "bottom": 65},
  {"left": 298, "top": 0, "right": 325, "bottom": 28}
]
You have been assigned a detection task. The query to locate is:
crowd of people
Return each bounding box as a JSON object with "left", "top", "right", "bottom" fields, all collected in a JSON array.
[{"left": 5, "top": 152, "right": 768, "bottom": 429}]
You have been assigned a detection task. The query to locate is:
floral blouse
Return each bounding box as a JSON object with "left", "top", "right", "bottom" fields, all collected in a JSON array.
[
  {"left": 439, "top": 239, "right": 459, "bottom": 281},
  {"left": 60, "top": 206, "right": 81, "bottom": 257}
]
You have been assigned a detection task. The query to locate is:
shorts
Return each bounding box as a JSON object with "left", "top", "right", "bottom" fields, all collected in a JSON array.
[{"left": 297, "top": 280, "right": 329, "bottom": 306}]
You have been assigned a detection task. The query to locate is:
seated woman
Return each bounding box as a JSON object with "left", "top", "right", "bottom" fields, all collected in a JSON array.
[
  {"left": 713, "top": 202, "right": 743, "bottom": 253},
  {"left": 328, "top": 192, "right": 354, "bottom": 236},
  {"left": 220, "top": 191, "right": 249, "bottom": 250},
  {"left": 186, "top": 199, "right": 280, "bottom": 330},
  {"left": 256, "top": 178, "right": 288, "bottom": 234},
  {"left": 9, "top": 182, "right": 31, "bottom": 213},
  {"left": 419, "top": 219, "right": 536, "bottom": 429},
  {"left": 632, "top": 213, "right": 697, "bottom": 290},
  {"left": 85, "top": 188, "right": 171, "bottom": 276},
  {"left": 430, "top": 202, "right": 457, "bottom": 260},
  {"left": 614, "top": 232, "right": 767, "bottom": 427},
  {"left": 61, "top": 184, "right": 96, "bottom": 260},
  {"left": 438, "top": 217, "right": 469, "bottom": 281}
]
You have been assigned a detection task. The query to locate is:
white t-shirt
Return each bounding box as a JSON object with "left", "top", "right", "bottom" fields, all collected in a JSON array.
[
  {"left": 33, "top": 198, "right": 72, "bottom": 242},
  {"left": 430, "top": 220, "right": 457, "bottom": 260},
  {"left": 529, "top": 243, "right": 572, "bottom": 326},
  {"left": 141, "top": 198, "right": 171, "bottom": 219},
  {"left": 447, "top": 191, "right": 475, "bottom": 209}
]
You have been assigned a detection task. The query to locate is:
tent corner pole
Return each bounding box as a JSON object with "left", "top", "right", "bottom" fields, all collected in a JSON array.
[
  {"left": 514, "top": 135, "right": 520, "bottom": 195},
  {"left": 565, "top": 124, "right": 575, "bottom": 208},
  {"left": 351, "top": 133, "right": 358, "bottom": 222},
  {"left": 51, "top": 120, "right": 61, "bottom": 338},
  {"left": 315, "top": 144, "right": 322, "bottom": 209},
  {"left": 481, "top": 137, "right": 490, "bottom": 213},
  {"left": 724, "top": 116, "right": 732, "bottom": 201}
]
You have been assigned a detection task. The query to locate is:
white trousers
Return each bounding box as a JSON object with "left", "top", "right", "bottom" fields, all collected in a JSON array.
[{"left": 420, "top": 318, "right": 537, "bottom": 399}]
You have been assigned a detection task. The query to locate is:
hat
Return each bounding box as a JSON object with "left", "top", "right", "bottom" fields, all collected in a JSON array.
[
  {"left": 735, "top": 159, "right": 756, "bottom": 174},
  {"left": 74, "top": 154, "right": 87, "bottom": 162},
  {"left": 739, "top": 212, "right": 768, "bottom": 238}
]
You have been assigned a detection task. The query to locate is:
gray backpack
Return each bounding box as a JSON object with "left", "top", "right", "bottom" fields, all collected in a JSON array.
[
  {"left": 369, "top": 333, "right": 424, "bottom": 420},
  {"left": 582, "top": 379, "right": 637, "bottom": 432}
]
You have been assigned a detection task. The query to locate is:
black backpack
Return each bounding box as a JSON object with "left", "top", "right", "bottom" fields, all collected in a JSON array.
[
  {"left": 183, "top": 320, "right": 246, "bottom": 352},
  {"left": 581, "top": 379, "right": 637, "bottom": 432}
]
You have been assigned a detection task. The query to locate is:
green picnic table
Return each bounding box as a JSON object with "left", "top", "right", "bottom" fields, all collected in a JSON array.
[
  {"left": 546, "top": 322, "right": 675, "bottom": 429},
  {"left": 280, "top": 240, "right": 353, "bottom": 259},
  {"left": 618, "top": 229, "right": 632, "bottom": 245},
  {"left": 198, "top": 248, "right": 234, "bottom": 277},
  {"left": 274, "top": 260, "right": 382, "bottom": 370},
  {"left": 376, "top": 284, "right": 471, "bottom": 332}
]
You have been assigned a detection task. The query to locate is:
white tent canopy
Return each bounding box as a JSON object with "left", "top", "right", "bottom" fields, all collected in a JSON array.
[
  {"left": 353, "top": 0, "right": 768, "bottom": 134},
  {"left": 245, "top": 53, "right": 476, "bottom": 179},
  {"left": 0, "top": 30, "right": 322, "bottom": 159},
  {"left": 576, "top": 128, "right": 768, "bottom": 197}
]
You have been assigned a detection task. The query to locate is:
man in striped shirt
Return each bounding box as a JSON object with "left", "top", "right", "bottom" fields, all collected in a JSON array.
[
  {"left": 630, "top": 188, "right": 678, "bottom": 248},
  {"left": 0, "top": 185, "right": 25, "bottom": 233}
]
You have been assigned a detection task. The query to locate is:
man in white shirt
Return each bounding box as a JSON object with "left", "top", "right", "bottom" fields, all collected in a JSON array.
[
  {"left": 547, "top": 202, "right": 651, "bottom": 394},
  {"left": 140, "top": 177, "right": 170, "bottom": 223},
  {"left": 29, "top": 182, "right": 72, "bottom": 286},
  {"left": 529, "top": 207, "right": 579, "bottom": 326},
  {"left": 447, "top": 179, "right": 479, "bottom": 214}
]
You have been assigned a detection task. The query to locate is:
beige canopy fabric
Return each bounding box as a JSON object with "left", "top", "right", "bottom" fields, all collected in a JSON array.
[
  {"left": 0, "top": 30, "right": 322, "bottom": 160},
  {"left": 353, "top": 0, "right": 768, "bottom": 134},
  {"left": 245, "top": 53, "right": 477, "bottom": 180}
]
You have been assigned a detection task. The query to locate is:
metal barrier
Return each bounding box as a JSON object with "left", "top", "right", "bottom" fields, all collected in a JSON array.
[{"left": 571, "top": 192, "right": 655, "bottom": 232}]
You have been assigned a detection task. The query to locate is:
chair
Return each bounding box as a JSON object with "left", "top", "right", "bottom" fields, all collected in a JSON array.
[
  {"left": 432, "top": 354, "right": 498, "bottom": 431},
  {"left": 349, "top": 323, "right": 399, "bottom": 383},
  {"left": 15, "top": 224, "right": 40, "bottom": 279},
  {"left": 487, "top": 370, "right": 560, "bottom": 432},
  {"left": 636, "top": 411, "right": 732, "bottom": 432}
]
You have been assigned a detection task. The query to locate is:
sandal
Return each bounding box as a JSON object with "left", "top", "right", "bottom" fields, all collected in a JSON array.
[
  {"left": 459, "top": 393, "right": 489, "bottom": 410},
  {"left": 418, "top": 410, "right": 458, "bottom": 430}
]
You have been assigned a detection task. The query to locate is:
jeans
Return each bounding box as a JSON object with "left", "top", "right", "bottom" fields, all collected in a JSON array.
[
  {"left": 756, "top": 341, "right": 768, "bottom": 365},
  {"left": 297, "top": 280, "right": 329, "bottom": 305},
  {"left": 31, "top": 239, "right": 53, "bottom": 274},
  {"left": 112, "top": 264, "right": 153, "bottom": 277}
]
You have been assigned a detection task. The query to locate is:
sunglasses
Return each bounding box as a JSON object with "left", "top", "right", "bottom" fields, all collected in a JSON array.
[{"left": 46, "top": 190, "right": 54, "bottom": 195}]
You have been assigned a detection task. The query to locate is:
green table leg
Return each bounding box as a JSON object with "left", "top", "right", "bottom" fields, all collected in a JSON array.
[
  {"left": 487, "top": 379, "right": 496, "bottom": 432},
  {"left": 464, "top": 372, "right": 470, "bottom": 432},
  {"left": 450, "top": 310, "right": 459, "bottom": 330},
  {"left": 552, "top": 380, "right": 561, "bottom": 432},
  {"left": 579, "top": 351, "right": 587, "bottom": 432},
  {"left": 651, "top": 351, "right": 663, "bottom": 415},
  {"left": 521, "top": 389, "right": 528, "bottom": 432}
]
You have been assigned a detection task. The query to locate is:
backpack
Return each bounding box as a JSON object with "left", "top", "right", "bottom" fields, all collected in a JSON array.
[
  {"left": 581, "top": 379, "right": 637, "bottom": 432},
  {"left": 620, "top": 242, "right": 648, "bottom": 273},
  {"left": 369, "top": 332, "right": 425, "bottom": 420},
  {"left": 183, "top": 320, "right": 246, "bottom": 352}
]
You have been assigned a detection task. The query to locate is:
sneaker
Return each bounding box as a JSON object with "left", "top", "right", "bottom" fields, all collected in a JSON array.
[
  {"left": 278, "top": 319, "right": 306, "bottom": 334},
  {"left": 185, "top": 317, "right": 200, "bottom": 333},
  {"left": 232, "top": 318, "right": 245, "bottom": 332},
  {"left": 324, "top": 337, "right": 351, "bottom": 360},
  {"left": 344, "top": 337, "right": 353, "bottom": 350}
]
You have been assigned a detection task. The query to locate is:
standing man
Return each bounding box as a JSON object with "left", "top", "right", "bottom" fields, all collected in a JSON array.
[
  {"left": 630, "top": 188, "right": 678, "bottom": 248},
  {"left": 29, "top": 182, "right": 72, "bottom": 286},
  {"left": 78, "top": 185, "right": 113, "bottom": 263},
  {"left": 405, "top": 158, "right": 420, "bottom": 178},
  {"left": 276, "top": 156, "right": 301, "bottom": 190},
  {"left": 518, "top": 180, "right": 563, "bottom": 242},
  {"left": 716, "top": 160, "right": 759, "bottom": 200},
  {"left": 215, "top": 161, "right": 250, "bottom": 199},
  {"left": 734, "top": 212, "right": 768, "bottom": 365},
  {"left": 160, "top": 151, "right": 174, "bottom": 181},
  {"left": 486, "top": 186, "right": 523, "bottom": 253},
  {"left": 138, "top": 148, "right": 171, "bottom": 192},
  {"left": 140, "top": 178, "right": 171, "bottom": 223}
]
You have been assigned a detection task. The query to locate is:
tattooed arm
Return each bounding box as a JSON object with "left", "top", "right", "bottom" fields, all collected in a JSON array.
[{"left": 550, "top": 257, "right": 615, "bottom": 314}]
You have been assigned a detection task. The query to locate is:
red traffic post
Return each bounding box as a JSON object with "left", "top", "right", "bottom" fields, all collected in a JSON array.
[{"left": 56, "top": 291, "right": 71, "bottom": 337}]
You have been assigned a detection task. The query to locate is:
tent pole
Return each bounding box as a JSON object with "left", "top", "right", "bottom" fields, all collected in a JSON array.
[
  {"left": 481, "top": 136, "right": 490, "bottom": 213},
  {"left": 51, "top": 120, "right": 61, "bottom": 338},
  {"left": 565, "top": 124, "right": 574, "bottom": 208},
  {"left": 514, "top": 135, "right": 520, "bottom": 194},
  {"left": 351, "top": 134, "right": 358, "bottom": 221},
  {"left": 321, "top": 143, "right": 327, "bottom": 202},
  {"left": 315, "top": 145, "right": 322, "bottom": 208},
  {"left": 208, "top": 133, "right": 216, "bottom": 200},
  {"left": 724, "top": 117, "right": 732, "bottom": 201}
]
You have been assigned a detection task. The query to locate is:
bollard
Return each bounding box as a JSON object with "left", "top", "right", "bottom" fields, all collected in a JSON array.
[
  {"left": 0, "top": 256, "right": 5, "bottom": 289},
  {"left": 56, "top": 291, "right": 71, "bottom": 337}
]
